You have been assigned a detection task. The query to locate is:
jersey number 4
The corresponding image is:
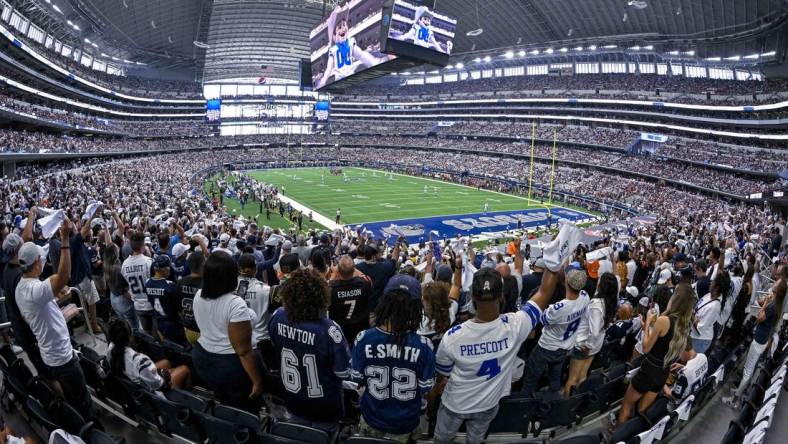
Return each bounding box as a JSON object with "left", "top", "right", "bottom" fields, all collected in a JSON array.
[{"left": 476, "top": 358, "right": 501, "bottom": 380}]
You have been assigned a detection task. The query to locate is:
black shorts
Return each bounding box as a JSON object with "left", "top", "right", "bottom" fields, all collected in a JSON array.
[{"left": 631, "top": 360, "right": 670, "bottom": 394}]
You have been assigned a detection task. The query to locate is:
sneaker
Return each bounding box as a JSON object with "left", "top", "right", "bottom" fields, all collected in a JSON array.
[
  {"left": 721, "top": 395, "right": 739, "bottom": 409},
  {"left": 12, "top": 345, "right": 23, "bottom": 355}
]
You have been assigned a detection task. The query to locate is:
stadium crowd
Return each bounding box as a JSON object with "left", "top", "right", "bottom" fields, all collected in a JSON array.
[
  {"left": 0, "top": 143, "right": 785, "bottom": 443},
  {"left": 347, "top": 73, "right": 788, "bottom": 102}
]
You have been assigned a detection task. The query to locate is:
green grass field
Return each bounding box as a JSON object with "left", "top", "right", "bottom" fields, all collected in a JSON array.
[{"left": 247, "top": 167, "right": 549, "bottom": 225}]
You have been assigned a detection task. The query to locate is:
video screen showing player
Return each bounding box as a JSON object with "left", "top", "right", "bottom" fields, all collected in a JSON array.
[
  {"left": 387, "top": 1, "right": 456, "bottom": 55},
  {"left": 310, "top": 0, "right": 395, "bottom": 90}
]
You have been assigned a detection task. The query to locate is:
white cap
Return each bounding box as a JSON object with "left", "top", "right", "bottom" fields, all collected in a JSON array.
[
  {"left": 657, "top": 268, "right": 672, "bottom": 285},
  {"left": 625, "top": 286, "right": 639, "bottom": 298},
  {"left": 219, "top": 233, "right": 231, "bottom": 243},
  {"left": 172, "top": 243, "right": 190, "bottom": 258},
  {"left": 18, "top": 242, "right": 46, "bottom": 270}
]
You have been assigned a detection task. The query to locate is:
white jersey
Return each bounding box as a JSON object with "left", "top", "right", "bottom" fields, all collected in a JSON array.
[
  {"left": 671, "top": 353, "right": 708, "bottom": 401},
  {"left": 329, "top": 37, "right": 357, "bottom": 80},
  {"left": 237, "top": 277, "right": 271, "bottom": 343},
  {"left": 121, "top": 254, "right": 153, "bottom": 311},
  {"left": 721, "top": 276, "right": 743, "bottom": 327},
  {"left": 436, "top": 302, "right": 542, "bottom": 414},
  {"left": 538, "top": 291, "right": 590, "bottom": 351}
]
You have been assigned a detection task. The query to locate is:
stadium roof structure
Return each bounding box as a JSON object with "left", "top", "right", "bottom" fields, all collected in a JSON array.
[{"left": 10, "top": 0, "right": 787, "bottom": 82}]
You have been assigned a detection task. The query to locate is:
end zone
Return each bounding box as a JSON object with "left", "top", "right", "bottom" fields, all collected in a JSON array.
[{"left": 359, "top": 207, "right": 595, "bottom": 242}]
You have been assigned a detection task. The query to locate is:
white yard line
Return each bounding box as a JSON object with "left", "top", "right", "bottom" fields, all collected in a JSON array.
[{"left": 276, "top": 194, "right": 340, "bottom": 230}]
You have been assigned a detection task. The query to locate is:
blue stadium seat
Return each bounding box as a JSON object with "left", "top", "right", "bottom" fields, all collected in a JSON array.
[
  {"left": 557, "top": 434, "right": 601, "bottom": 444},
  {"left": 165, "top": 388, "right": 210, "bottom": 412},
  {"left": 259, "top": 433, "right": 308, "bottom": 444},
  {"left": 144, "top": 390, "right": 203, "bottom": 441},
  {"left": 48, "top": 398, "right": 89, "bottom": 435},
  {"left": 25, "top": 396, "right": 61, "bottom": 433},
  {"left": 84, "top": 428, "right": 125, "bottom": 444},
  {"left": 270, "top": 422, "right": 333, "bottom": 444},
  {"left": 344, "top": 438, "right": 401, "bottom": 444},
  {"left": 213, "top": 403, "right": 263, "bottom": 436},
  {"left": 610, "top": 414, "right": 649, "bottom": 444},
  {"left": 193, "top": 411, "right": 251, "bottom": 444},
  {"left": 531, "top": 392, "right": 588, "bottom": 436},
  {"left": 486, "top": 396, "right": 541, "bottom": 435}
]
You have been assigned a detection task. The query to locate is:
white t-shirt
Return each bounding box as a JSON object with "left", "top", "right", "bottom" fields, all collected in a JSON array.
[
  {"left": 626, "top": 260, "right": 637, "bottom": 285},
  {"left": 721, "top": 276, "right": 743, "bottom": 327},
  {"left": 121, "top": 254, "right": 153, "bottom": 311},
  {"left": 538, "top": 291, "right": 590, "bottom": 351},
  {"left": 16, "top": 277, "right": 73, "bottom": 367},
  {"left": 194, "top": 290, "right": 255, "bottom": 354},
  {"left": 237, "top": 277, "right": 271, "bottom": 344},
  {"left": 691, "top": 294, "right": 721, "bottom": 341},
  {"left": 575, "top": 298, "right": 606, "bottom": 355},
  {"left": 212, "top": 246, "right": 233, "bottom": 256},
  {"left": 671, "top": 353, "right": 708, "bottom": 401},
  {"left": 435, "top": 302, "right": 542, "bottom": 414}
]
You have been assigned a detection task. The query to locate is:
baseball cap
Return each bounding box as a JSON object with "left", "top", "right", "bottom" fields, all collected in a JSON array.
[
  {"left": 1, "top": 233, "right": 23, "bottom": 262},
  {"left": 152, "top": 254, "right": 171, "bottom": 270},
  {"left": 18, "top": 242, "right": 46, "bottom": 269},
  {"left": 625, "top": 286, "right": 639, "bottom": 299},
  {"left": 383, "top": 274, "right": 421, "bottom": 300},
  {"left": 471, "top": 268, "right": 503, "bottom": 301},
  {"left": 565, "top": 262, "right": 588, "bottom": 292},
  {"left": 279, "top": 253, "right": 301, "bottom": 274},
  {"left": 435, "top": 264, "right": 453, "bottom": 283},
  {"left": 639, "top": 297, "right": 650, "bottom": 308},
  {"left": 673, "top": 253, "right": 687, "bottom": 263},
  {"left": 172, "top": 243, "right": 190, "bottom": 258},
  {"left": 219, "top": 233, "right": 231, "bottom": 243},
  {"left": 282, "top": 240, "right": 293, "bottom": 251},
  {"left": 657, "top": 268, "right": 673, "bottom": 285}
]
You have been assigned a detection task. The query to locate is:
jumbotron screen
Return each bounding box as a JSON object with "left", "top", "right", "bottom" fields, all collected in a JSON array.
[
  {"left": 205, "top": 99, "right": 221, "bottom": 123},
  {"left": 387, "top": 0, "right": 456, "bottom": 55},
  {"left": 309, "top": 0, "right": 395, "bottom": 90},
  {"left": 315, "top": 101, "right": 331, "bottom": 120}
]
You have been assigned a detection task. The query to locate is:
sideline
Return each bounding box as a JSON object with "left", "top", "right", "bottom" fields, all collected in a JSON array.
[{"left": 276, "top": 193, "right": 340, "bottom": 231}]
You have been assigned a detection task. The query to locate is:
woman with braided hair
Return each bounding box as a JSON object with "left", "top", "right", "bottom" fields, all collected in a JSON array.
[{"left": 351, "top": 274, "right": 436, "bottom": 442}]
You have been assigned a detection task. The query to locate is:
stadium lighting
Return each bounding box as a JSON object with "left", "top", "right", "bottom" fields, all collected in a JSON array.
[
  {"left": 100, "top": 53, "right": 109, "bottom": 57},
  {"left": 743, "top": 54, "right": 759, "bottom": 59},
  {"left": 630, "top": 45, "right": 641, "bottom": 51},
  {"left": 474, "top": 57, "right": 481, "bottom": 63},
  {"left": 573, "top": 46, "right": 583, "bottom": 51},
  {"left": 518, "top": 50, "right": 526, "bottom": 57},
  {"left": 587, "top": 45, "right": 597, "bottom": 51},
  {"left": 483, "top": 55, "right": 491, "bottom": 62},
  {"left": 559, "top": 47, "right": 568, "bottom": 53},
  {"left": 668, "top": 50, "right": 678, "bottom": 55},
  {"left": 684, "top": 50, "right": 695, "bottom": 56},
  {"left": 530, "top": 49, "right": 539, "bottom": 55},
  {"left": 705, "top": 56, "right": 721, "bottom": 61},
  {"left": 84, "top": 38, "right": 91, "bottom": 43},
  {"left": 91, "top": 43, "right": 98, "bottom": 48},
  {"left": 455, "top": 62, "right": 464, "bottom": 69},
  {"left": 725, "top": 55, "right": 741, "bottom": 61},
  {"left": 602, "top": 45, "right": 617, "bottom": 49},
  {"left": 504, "top": 51, "right": 514, "bottom": 59},
  {"left": 52, "top": 5, "right": 63, "bottom": 14},
  {"left": 544, "top": 48, "right": 553, "bottom": 54},
  {"left": 761, "top": 51, "right": 776, "bottom": 57},
  {"left": 643, "top": 45, "right": 653, "bottom": 50}
]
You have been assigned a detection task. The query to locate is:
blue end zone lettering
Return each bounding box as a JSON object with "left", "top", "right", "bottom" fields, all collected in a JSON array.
[
  {"left": 362, "top": 207, "right": 592, "bottom": 243},
  {"left": 12, "top": 39, "right": 22, "bottom": 48},
  {"left": 568, "top": 98, "right": 578, "bottom": 104},
  {"left": 653, "top": 102, "right": 664, "bottom": 107},
  {"left": 743, "top": 106, "right": 753, "bottom": 112}
]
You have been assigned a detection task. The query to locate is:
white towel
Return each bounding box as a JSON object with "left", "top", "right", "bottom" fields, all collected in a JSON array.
[{"left": 38, "top": 209, "right": 66, "bottom": 239}]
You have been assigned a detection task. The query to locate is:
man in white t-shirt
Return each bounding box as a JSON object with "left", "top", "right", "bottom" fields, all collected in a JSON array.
[
  {"left": 434, "top": 228, "right": 578, "bottom": 444},
  {"left": 16, "top": 218, "right": 92, "bottom": 413},
  {"left": 690, "top": 275, "right": 722, "bottom": 354},
  {"left": 521, "top": 262, "right": 590, "bottom": 397},
  {"left": 121, "top": 231, "right": 154, "bottom": 334}
]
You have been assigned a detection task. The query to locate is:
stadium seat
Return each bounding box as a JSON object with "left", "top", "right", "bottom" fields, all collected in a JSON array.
[
  {"left": 259, "top": 433, "right": 309, "bottom": 444},
  {"left": 610, "top": 414, "right": 649, "bottom": 444},
  {"left": 486, "top": 396, "right": 541, "bottom": 435},
  {"left": 531, "top": 393, "right": 588, "bottom": 436},
  {"left": 48, "top": 398, "right": 89, "bottom": 435},
  {"left": 270, "top": 422, "right": 333, "bottom": 444},
  {"left": 0, "top": 344, "right": 19, "bottom": 367},
  {"left": 213, "top": 403, "right": 263, "bottom": 436},
  {"left": 165, "top": 388, "right": 210, "bottom": 412},
  {"left": 574, "top": 372, "right": 605, "bottom": 416},
  {"left": 689, "top": 378, "right": 715, "bottom": 415},
  {"left": 557, "top": 434, "right": 601, "bottom": 444},
  {"left": 84, "top": 428, "right": 125, "bottom": 444},
  {"left": 28, "top": 378, "right": 59, "bottom": 408},
  {"left": 144, "top": 390, "right": 203, "bottom": 441},
  {"left": 193, "top": 411, "right": 251, "bottom": 444},
  {"left": 25, "top": 396, "right": 61, "bottom": 433},
  {"left": 720, "top": 422, "right": 746, "bottom": 444},
  {"left": 133, "top": 331, "right": 167, "bottom": 362},
  {"left": 0, "top": 361, "right": 29, "bottom": 404},
  {"left": 344, "top": 438, "right": 401, "bottom": 444}
]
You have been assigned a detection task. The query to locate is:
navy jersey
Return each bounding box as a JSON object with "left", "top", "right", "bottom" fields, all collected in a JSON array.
[
  {"left": 144, "top": 277, "right": 179, "bottom": 323},
  {"left": 351, "top": 328, "right": 435, "bottom": 435},
  {"left": 268, "top": 307, "right": 351, "bottom": 423},
  {"left": 170, "top": 254, "right": 189, "bottom": 280}
]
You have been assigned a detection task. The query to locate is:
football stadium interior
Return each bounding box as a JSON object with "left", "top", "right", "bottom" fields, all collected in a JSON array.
[{"left": 0, "top": 0, "right": 788, "bottom": 443}]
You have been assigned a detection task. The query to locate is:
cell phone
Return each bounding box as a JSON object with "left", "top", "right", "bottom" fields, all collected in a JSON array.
[{"left": 236, "top": 279, "right": 249, "bottom": 298}]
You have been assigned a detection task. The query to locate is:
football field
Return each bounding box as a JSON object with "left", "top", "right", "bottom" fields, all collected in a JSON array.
[{"left": 245, "top": 167, "right": 597, "bottom": 240}]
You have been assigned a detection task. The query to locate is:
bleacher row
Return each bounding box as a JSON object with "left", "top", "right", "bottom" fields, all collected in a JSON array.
[{"left": 2, "top": 303, "right": 780, "bottom": 444}]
